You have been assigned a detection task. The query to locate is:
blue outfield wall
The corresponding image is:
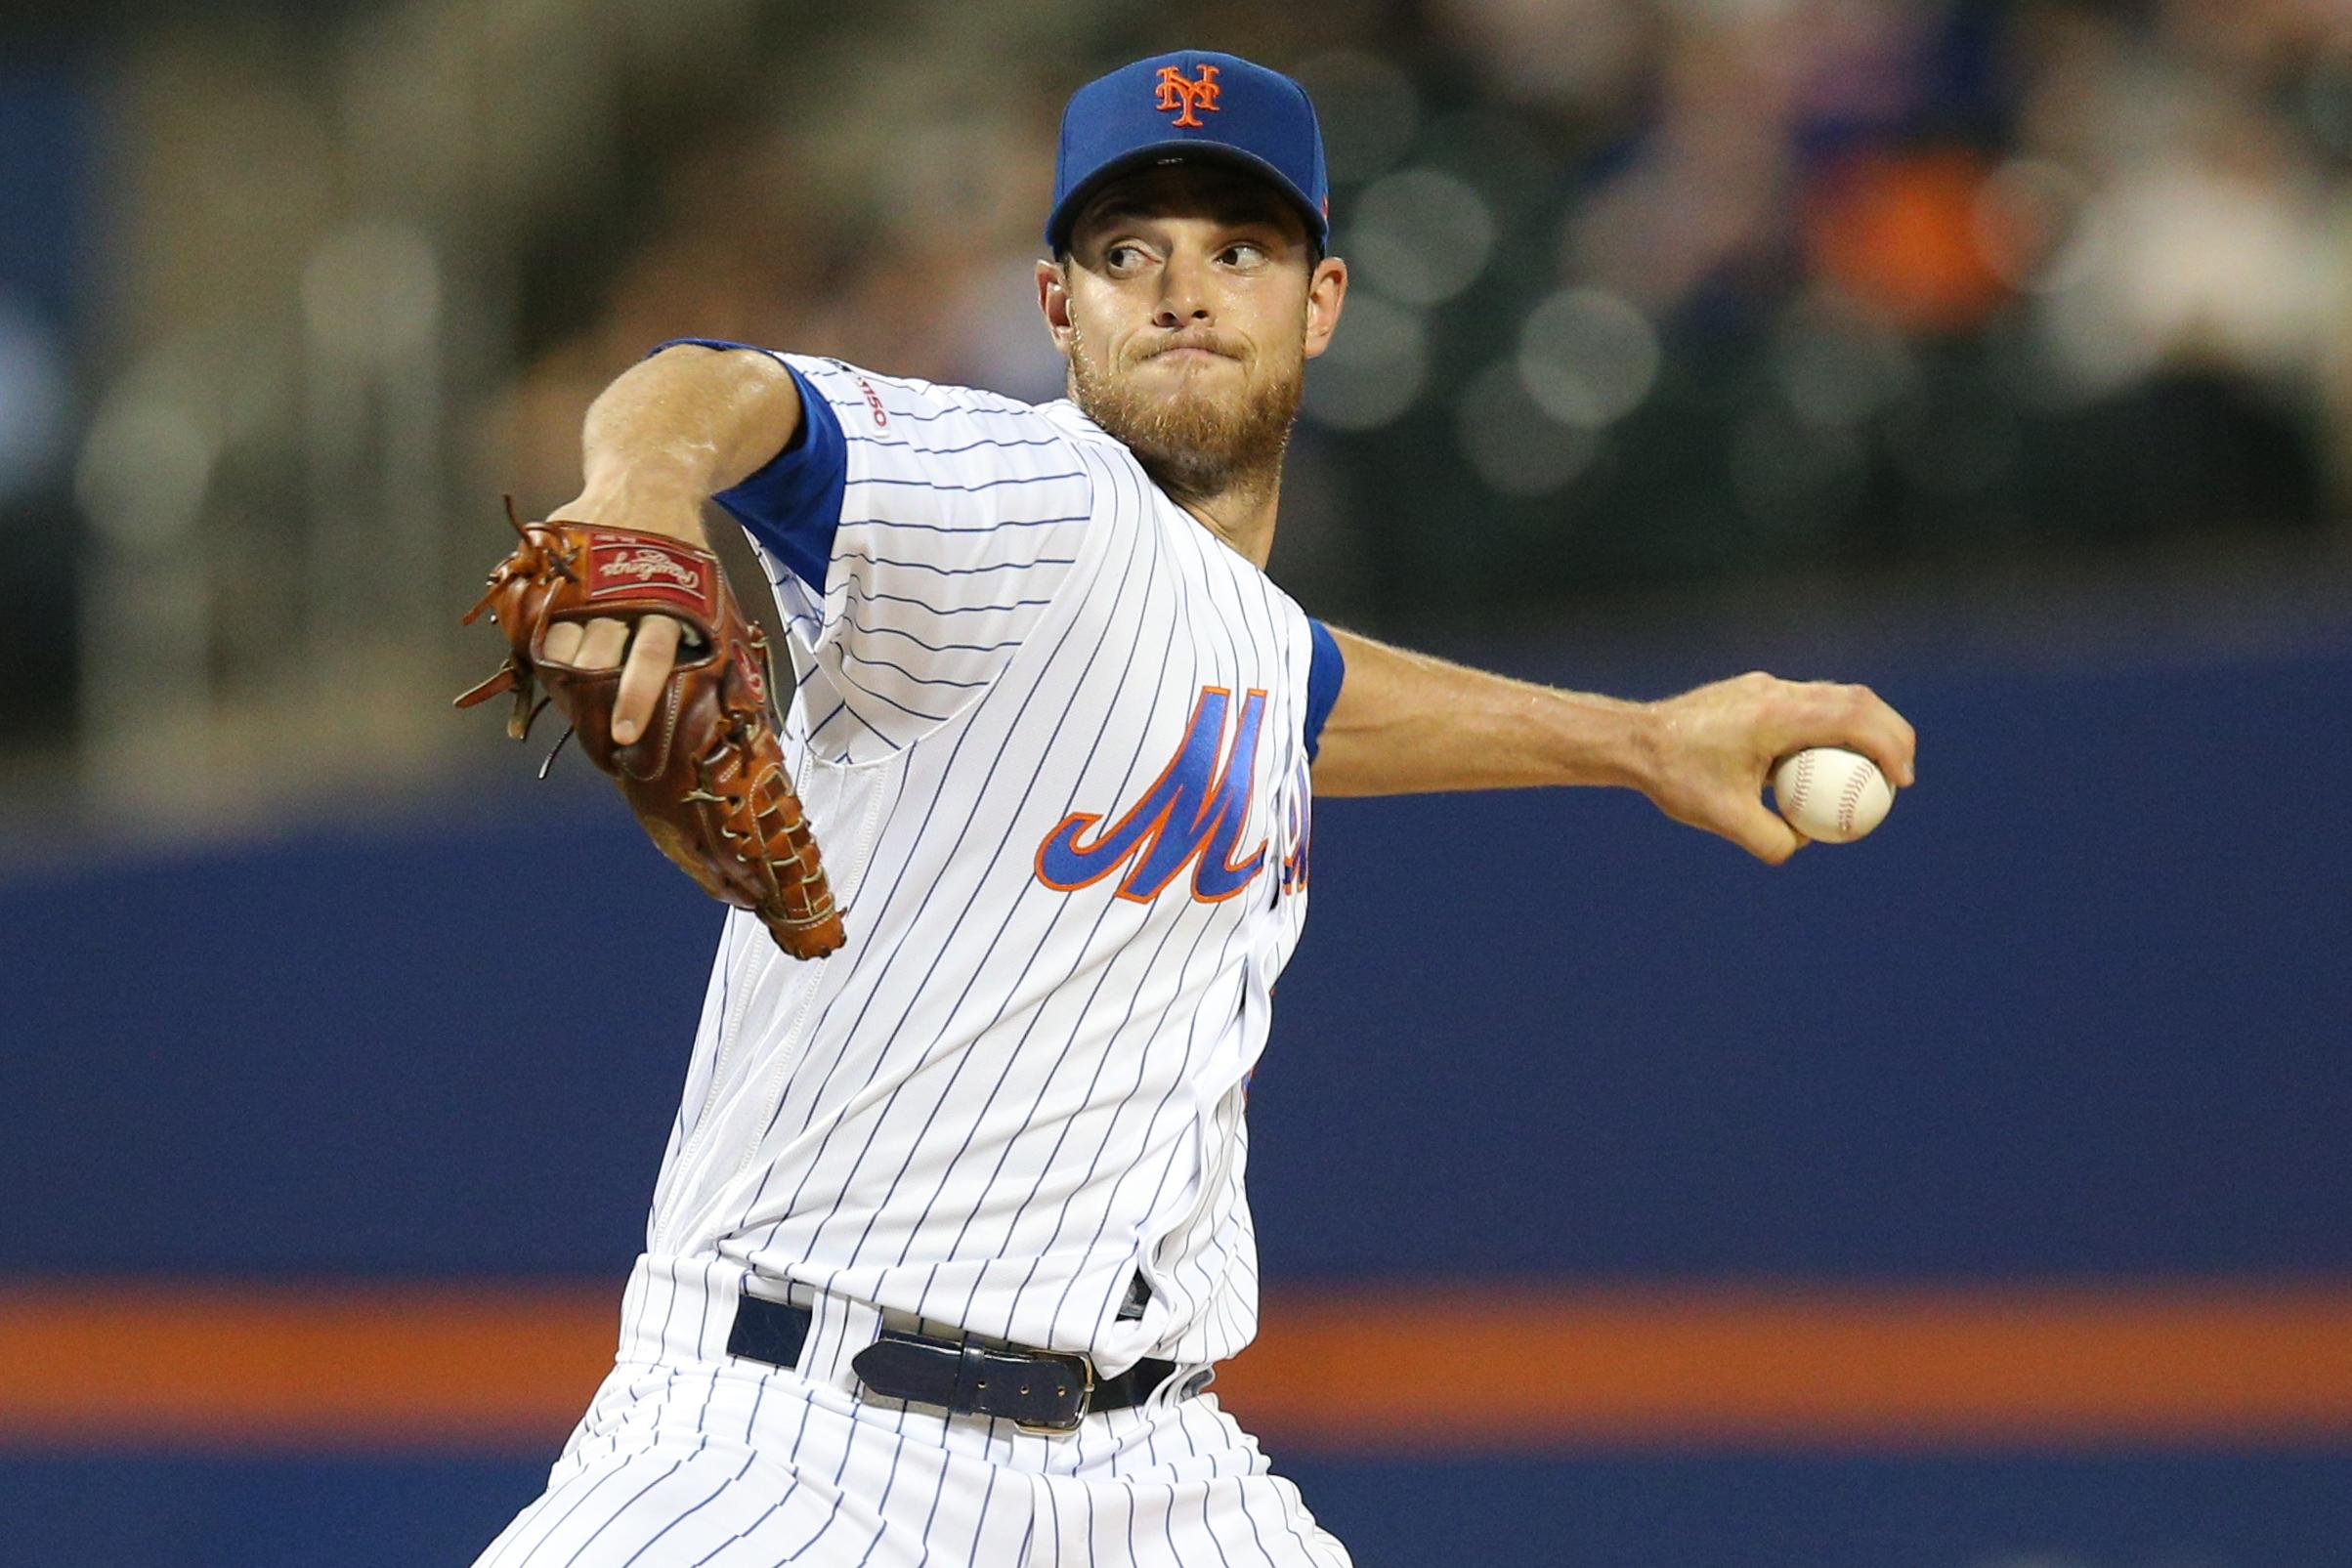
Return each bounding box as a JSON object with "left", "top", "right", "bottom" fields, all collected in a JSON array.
[
  {"left": 4, "top": 635, "right": 2347, "bottom": 1280},
  {"left": 5, "top": 1451, "right": 2352, "bottom": 1568},
  {"left": 2, "top": 628, "right": 2350, "bottom": 1564}
]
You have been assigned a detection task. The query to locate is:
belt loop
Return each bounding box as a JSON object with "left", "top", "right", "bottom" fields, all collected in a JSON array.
[
  {"left": 951, "top": 1338, "right": 988, "bottom": 1410},
  {"left": 725, "top": 1292, "right": 814, "bottom": 1372}
]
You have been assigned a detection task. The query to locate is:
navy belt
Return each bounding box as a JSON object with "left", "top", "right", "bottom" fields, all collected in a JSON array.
[{"left": 725, "top": 1292, "right": 1182, "bottom": 1434}]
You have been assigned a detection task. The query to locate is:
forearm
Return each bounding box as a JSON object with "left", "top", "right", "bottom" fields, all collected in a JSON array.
[
  {"left": 1309, "top": 628, "right": 1656, "bottom": 797},
  {"left": 560, "top": 344, "right": 803, "bottom": 542},
  {"left": 1310, "top": 627, "right": 1918, "bottom": 863}
]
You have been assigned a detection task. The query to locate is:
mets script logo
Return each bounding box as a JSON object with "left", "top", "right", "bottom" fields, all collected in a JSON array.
[
  {"left": 1154, "top": 64, "right": 1221, "bottom": 128},
  {"left": 1037, "top": 686, "right": 1267, "bottom": 904}
]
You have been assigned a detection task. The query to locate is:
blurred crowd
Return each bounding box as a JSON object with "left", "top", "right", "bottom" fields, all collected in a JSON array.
[
  {"left": 4, "top": 0, "right": 2350, "bottom": 805},
  {"left": 491, "top": 0, "right": 2352, "bottom": 624}
]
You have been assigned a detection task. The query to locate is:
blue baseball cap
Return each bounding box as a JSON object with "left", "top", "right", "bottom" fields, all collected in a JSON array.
[{"left": 1045, "top": 50, "right": 1330, "bottom": 255}]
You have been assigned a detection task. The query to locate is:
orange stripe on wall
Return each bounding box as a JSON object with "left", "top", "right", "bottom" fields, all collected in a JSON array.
[
  {"left": 0, "top": 1282, "right": 616, "bottom": 1451},
  {"left": 3, "top": 1281, "right": 2349, "bottom": 1454},
  {"left": 1222, "top": 1283, "right": 2352, "bottom": 1451}
]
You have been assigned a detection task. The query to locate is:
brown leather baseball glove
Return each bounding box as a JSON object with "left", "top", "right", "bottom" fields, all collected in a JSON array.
[{"left": 455, "top": 503, "right": 845, "bottom": 959}]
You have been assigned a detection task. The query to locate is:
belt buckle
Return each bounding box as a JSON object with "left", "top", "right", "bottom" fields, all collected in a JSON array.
[{"left": 1013, "top": 1350, "right": 1095, "bottom": 1435}]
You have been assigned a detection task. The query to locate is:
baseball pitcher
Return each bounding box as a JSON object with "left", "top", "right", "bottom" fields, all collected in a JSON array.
[{"left": 462, "top": 50, "right": 1917, "bottom": 1567}]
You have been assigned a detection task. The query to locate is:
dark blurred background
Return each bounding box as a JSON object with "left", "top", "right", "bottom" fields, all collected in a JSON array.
[{"left": 4, "top": 2, "right": 2349, "bottom": 1565}]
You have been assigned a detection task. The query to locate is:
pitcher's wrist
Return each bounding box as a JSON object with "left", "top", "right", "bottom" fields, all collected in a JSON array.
[{"left": 554, "top": 475, "right": 709, "bottom": 545}]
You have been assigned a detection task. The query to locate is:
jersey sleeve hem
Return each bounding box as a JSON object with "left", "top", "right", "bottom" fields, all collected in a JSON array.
[
  {"left": 645, "top": 339, "right": 847, "bottom": 594},
  {"left": 1304, "top": 618, "right": 1345, "bottom": 762}
]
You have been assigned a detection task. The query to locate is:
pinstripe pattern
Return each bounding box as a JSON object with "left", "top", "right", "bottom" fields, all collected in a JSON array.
[
  {"left": 472, "top": 1261, "right": 1349, "bottom": 1567},
  {"left": 743, "top": 360, "right": 1097, "bottom": 765},
  {"left": 643, "top": 359, "right": 1318, "bottom": 1378},
  {"left": 488, "top": 359, "right": 1341, "bottom": 1562}
]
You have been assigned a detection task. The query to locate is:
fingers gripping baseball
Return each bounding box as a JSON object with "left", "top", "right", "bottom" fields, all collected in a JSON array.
[
  {"left": 1651, "top": 765, "right": 1809, "bottom": 866},
  {"left": 1744, "top": 674, "right": 1916, "bottom": 793},
  {"left": 1645, "top": 671, "right": 1916, "bottom": 864},
  {"left": 1818, "top": 680, "right": 1917, "bottom": 793},
  {"left": 1727, "top": 791, "right": 1812, "bottom": 866}
]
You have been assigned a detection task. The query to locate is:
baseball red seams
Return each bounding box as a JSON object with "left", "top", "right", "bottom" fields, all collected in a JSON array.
[
  {"left": 1836, "top": 760, "right": 1872, "bottom": 836},
  {"left": 1785, "top": 750, "right": 1815, "bottom": 819}
]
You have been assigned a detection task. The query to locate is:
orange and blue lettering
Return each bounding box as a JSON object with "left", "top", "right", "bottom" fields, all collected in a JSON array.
[
  {"left": 1036, "top": 687, "right": 1267, "bottom": 903},
  {"left": 1278, "top": 758, "right": 1311, "bottom": 895}
]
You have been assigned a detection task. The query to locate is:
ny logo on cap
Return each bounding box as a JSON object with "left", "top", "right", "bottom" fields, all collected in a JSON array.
[{"left": 1153, "top": 64, "right": 1221, "bottom": 128}]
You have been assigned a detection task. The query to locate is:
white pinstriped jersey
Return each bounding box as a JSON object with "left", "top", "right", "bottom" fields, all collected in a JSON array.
[{"left": 639, "top": 346, "right": 1333, "bottom": 1379}]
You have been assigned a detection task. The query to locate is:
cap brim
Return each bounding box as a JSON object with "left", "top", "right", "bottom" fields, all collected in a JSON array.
[{"left": 1045, "top": 140, "right": 1328, "bottom": 254}]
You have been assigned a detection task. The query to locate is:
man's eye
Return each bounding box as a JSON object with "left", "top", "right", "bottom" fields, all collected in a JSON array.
[
  {"left": 1106, "top": 243, "right": 1144, "bottom": 269},
  {"left": 1223, "top": 243, "right": 1267, "bottom": 267}
]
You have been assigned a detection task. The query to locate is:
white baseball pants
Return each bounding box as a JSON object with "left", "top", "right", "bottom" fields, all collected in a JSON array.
[{"left": 472, "top": 1256, "right": 1352, "bottom": 1568}]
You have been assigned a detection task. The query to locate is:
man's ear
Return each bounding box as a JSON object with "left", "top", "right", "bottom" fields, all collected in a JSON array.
[
  {"left": 1304, "top": 255, "right": 1348, "bottom": 360},
  {"left": 1037, "top": 258, "right": 1077, "bottom": 357}
]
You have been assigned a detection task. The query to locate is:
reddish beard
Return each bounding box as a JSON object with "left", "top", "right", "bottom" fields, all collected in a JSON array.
[{"left": 1067, "top": 328, "right": 1304, "bottom": 504}]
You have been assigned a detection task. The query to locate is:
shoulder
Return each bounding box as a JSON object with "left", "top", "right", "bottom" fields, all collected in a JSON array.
[{"left": 785, "top": 359, "right": 1059, "bottom": 441}]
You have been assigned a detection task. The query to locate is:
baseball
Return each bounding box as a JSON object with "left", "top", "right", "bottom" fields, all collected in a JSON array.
[{"left": 1773, "top": 746, "right": 1895, "bottom": 843}]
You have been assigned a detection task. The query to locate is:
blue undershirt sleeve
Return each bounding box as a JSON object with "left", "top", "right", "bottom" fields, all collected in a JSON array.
[
  {"left": 1304, "top": 618, "right": 1346, "bottom": 762},
  {"left": 645, "top": 337, "right": 846, "bottom": 593}
]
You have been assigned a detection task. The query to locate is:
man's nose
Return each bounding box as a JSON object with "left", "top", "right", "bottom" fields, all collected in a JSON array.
[{"left": 1153, "top": 253, "right": 1214, "bottom": 326}]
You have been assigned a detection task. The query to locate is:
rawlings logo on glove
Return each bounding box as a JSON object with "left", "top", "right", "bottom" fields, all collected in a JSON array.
[
  {"left": 456, "top": 502, "right": 846, "bottom": 959},
  {"left": 588, "top": 542, "right": 710, "bottom": 603}
]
